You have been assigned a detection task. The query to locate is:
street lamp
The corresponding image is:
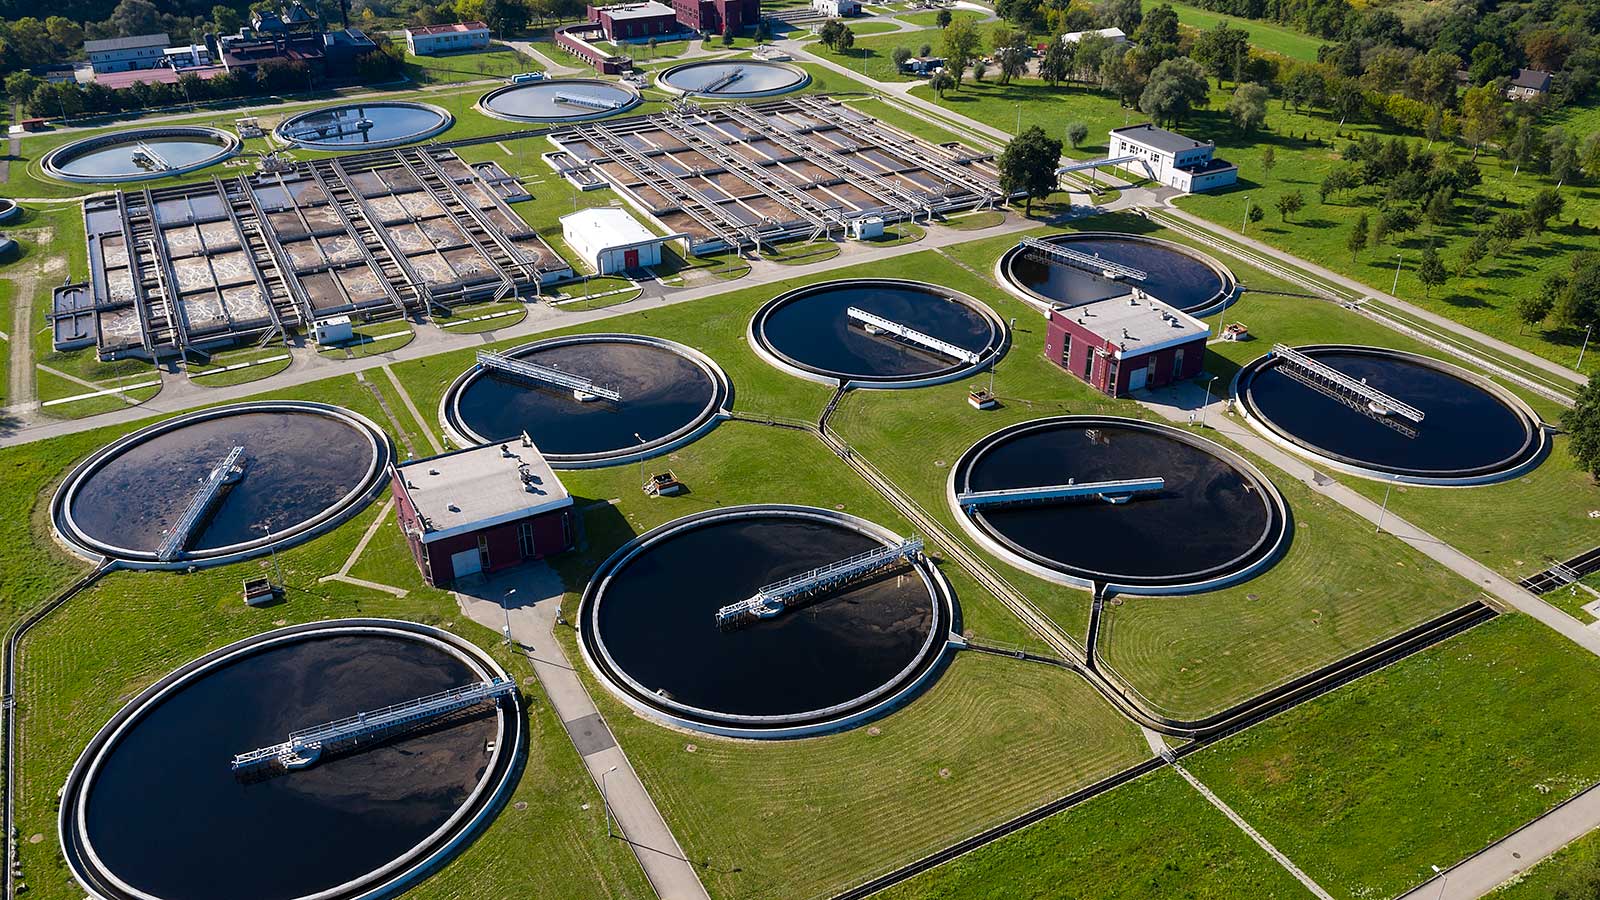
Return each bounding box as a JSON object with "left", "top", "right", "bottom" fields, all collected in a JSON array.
[
  {"left": 1200, "top": 375, "right": 1219, "bottom": 427},
  {"left": 1579, "top": 323, "right": 1595, "bottom": 370},
  {"left": 1391, "top": 252, "right": 1403, "bottom": 296},
  {"left": 634, "top": 432, "right": 647, "bottom": 490},
  {"left": 1431, "top": 864, "right": 1448, "bottom": 900},
  {"left": 1241, "top": 196, "right": 1251, "bottom": 232},
  {"left": 1015, "top": 102, "right": 1021, "bottom": 136},
  {"left": 502, "top": 587, "right": 516, "bottom": 647},
  {"left": 601, "top": 765, "right": 620, "bottom": 837},
  {"left": 1376, "top": 474, "right": 1398, "bottom": 534}
]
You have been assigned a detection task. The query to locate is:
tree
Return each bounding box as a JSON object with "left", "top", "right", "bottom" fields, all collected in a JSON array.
[
  {"left": 1099, "top": 0, "right": 1142, "bottom": 34},
  {"left": 973, "top": 59, "right": 988, "bottom": 82},
  {"left": 1467, "top": 41, "right": 1507, "bottom": 86},
  {"left": 1261, "top": 146, "right": 1275, "bottom": 174},
  {"left": 995, "top": 32, "right": 1029, "bottom": 85},
  {"left": 5, "top": 72, "right": 42, "bottom": 107},
  {"left": 1039, "top": 37, "right": 1071, "bottom": 87},
  {"left": 1134, "top": 3, "right": 1180, "bottom": 63},
  {"left": 919, "top": 43, "right": 932, "bottom": 58},
  {"left": 1275, "top": 190, "right": 1305, "bottom": 222},
  {"left": 1227, "top": 82, "right": 1268, "bottom": 133},
  {"left": 482, "top": 0, "right": 530, "bottom": 34},
  {"left": 1529, "top": 188, "right": 1566, "bottom": 235},
  {"left": 818, "top": 19, "right": 853, "bottom": 52},
  {"left": 1517, "top": 291, "right": 1554, "bottom": 333},
  {"left": 928, "top": 68, "right": 955, "bottom": 99},
  {"left": 941, "top": 17, "right": 982, "bottom": 91},
  {"left": 1418, "top": 243, "right": 1447, "bottom": 297},
  {"left": 1424, "top": 189, "right": 1454, "bottom": 229},
  {"left": 46, "top": 15, "right": 84, "bottom": 50},
  {"left": 1138, "top": 57, "right": 1208, "bottom": 127},
  {"left": 892, "top": 45, "right": 912, "bottom": 70},
  {"left": 1460, "top": 86, "right": 1503, "bottom": 157},
  {"left": 1565, "top": 376, "right": 1600, "bottom": 482},
  {"left": 1347, "top": 214, "right": 1369, "bottom": 258},
  {"left": 935, "top": 8, "right": 952, "bottom": 28},
  {"left": 647, "top": 37, "right": 658, "bottom": 58},
  {"left": 109, "top": 0, "right": 160, "bottom": 36},
  {"left": 997, "top": 126, "right": 1064, "bottom": 215},
  {"left": 1246, "top": 203, "right": 1264, "bottom": 230},
  {"left": 1066, "top": 121, "right": 1088, "bottom": 149},
  {"left": 1192, "top": 22, "right": 1249, "bottom": 87},
  {"left": 1100, "top": 44, "right": 1144, "bottom": 106}
]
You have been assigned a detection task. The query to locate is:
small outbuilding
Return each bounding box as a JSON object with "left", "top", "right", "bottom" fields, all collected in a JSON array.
[
  {"left": 1108, "top": 123, "right": 1238, "bottom": 193},
  {"left": 1044, "top": 290, "right": 1210, "bottom": 396},
  {"left": 560, "top": 207, "right": 684, "bottom": 274},
  {"left": 391, "top": 438, "right": 577, "bottom": 586},
  {"left": 1507, "top": 68, "right": 1553, "bottom": 101},
  {"left": 405, "top": 21, "right": 491, "bottom": 56},
  {"left": 1061, "top": 27, "right": 1126, "bottom": 45},
  {"left": 813, "top": 0, "right": 862, "bottom": 16},
  {"left": 589, "top": 1, "right": 682, "bottom": 41}
]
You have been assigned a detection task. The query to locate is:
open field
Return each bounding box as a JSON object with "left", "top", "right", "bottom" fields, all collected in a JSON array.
[
  {"left": 1145, "top": 0, "right": 1327, "bottom": 62},
  {"left": 875, "top": 767, "right": 1316, "bottom": 899},
  {"left": 1188, "top": 613, "right": 1600, "bottom": 899},
  {"left": 403, "top": 44, "right": 541, "bottom": 84}
]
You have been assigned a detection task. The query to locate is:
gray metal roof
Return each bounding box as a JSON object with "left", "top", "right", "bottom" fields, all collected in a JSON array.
[
  {"left": 1111, "top": 123, "right": 1209, "bottom": 155},
  {"left": 85, "top": 33, "right": 170, "bottom": 53},
  {"left": 1510, "top": 68, "right": 1552, "bottom": 91}
]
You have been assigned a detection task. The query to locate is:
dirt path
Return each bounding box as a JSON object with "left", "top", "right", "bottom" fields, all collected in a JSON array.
[{"left": 7, "top": 272, "right": 36, "bottom": 411}]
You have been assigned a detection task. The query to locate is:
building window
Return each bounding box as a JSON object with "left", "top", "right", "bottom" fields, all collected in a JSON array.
[
  {"left": 1082, "top": 347, "right": 1094, "bottom": 379},
  {"left": 1172, "top": 347, "right": 1184, "bottom": 378},
  {"left": 518, "top": 520, "right": 537, "bottom": 558},
  {"left": 1060, "top": 333, "right": 1072, "bottom": 368},
  {"left": 478, "top": 534, "right": 491, "bottom": 570}
]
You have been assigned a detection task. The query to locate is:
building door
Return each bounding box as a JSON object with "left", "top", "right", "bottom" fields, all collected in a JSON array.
[
  {"left": 518, "top": 520, "right": 537, "bottom": 559},
  {"left": 1171, "top": 347, "right": 1185, "bottom": 380},
  {"left": 1128, "top": 359, "right": 1148, "bottom": 391},
  {"left": 624, "top": 248, "right": 640, "bottom": 269},
  {"left": 450, "top": 547, "right": 482, "bottom": 580}
]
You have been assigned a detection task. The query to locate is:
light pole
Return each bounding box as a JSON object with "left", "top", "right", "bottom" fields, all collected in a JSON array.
[
  {"left": 1015, "top": 102, "right": 1021, "bottom": 135},
  {"left": 1200, "top": 375, "right": 1219, "bottom": 426},
  {"left": 1580, "top": 323, "right": 1595, "bottom": 370},
  {"left": 1376, "top": 474, "right": 1397, "bottom": 534},
  {"left": 634, "top": 432, "right": 647, "bottom": 489},
  {"left": 260, "top": 517, "right": 284, "bottom": 587},
  {"left": 1391, "top": 252, "right": 1403, "bottom": 295},
  {"left": 1431, "top": 865, "right": 1447, "bottom": 900},
  {"left": 601, "top": 765, "right": 619, "bottom": 837},
  {"left": 1241, "top": 196, "right": 1251, "bottom": 232},
  {"left": 502, "top": 587, "right": 516, "bottom": 647}
]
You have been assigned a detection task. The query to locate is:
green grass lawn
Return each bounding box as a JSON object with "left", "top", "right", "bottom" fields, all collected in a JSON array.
[
  {"left": 1189, "top": 613, "right": 1600, "bottom": 900},
  {"left": 765, "top": 238, "right": 842, "bottom": 265},
  {"left": 898, "top": 9, "right": 986, "bottom": 28},
  {"left": 876, "top": 768, "right": 1316, "bottom": 899},
  {"left": 317, "top": 322, "right": 417, "bottom": 359},
  {"left": 1492, "top": 822, "right": 1600, "bottom": 897},
  {"left": 186, "top": 346, "right": 293, "bottom": 387},
  {"left": 403, "top": 43, "right": 540, "bottom": 84},
  {"left": 435, "top": 300, "right": 529, "bottom": 334},
  {"left": 1145, "top": 0, "right": 1327, "bottom": 62}
]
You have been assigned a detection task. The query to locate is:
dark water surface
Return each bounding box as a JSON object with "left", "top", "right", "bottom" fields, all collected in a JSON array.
[
  {"left": 1246, "top": 350, "right": 1534, "bottom": 475},
  {"left": 1006, "top": 236, "right": 1226, "bottom": 313},
  {"left": 762, "top": 283, "right": 995, "bottom": 381},
  {"left": 962, "top": 422, "right": 1274, "bottom": 582},
  {"left": 81, "top": 634, "right": 494, "bottom": 900},
  {"left": 594, "top": 517, "right": 938, "bottom": 718},
  {"left": 69, "top": 410, "right": 376, "bottom": 554}
]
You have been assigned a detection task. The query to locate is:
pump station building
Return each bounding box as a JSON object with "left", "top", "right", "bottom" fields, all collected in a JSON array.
[
  {"left": 1044, "top": 290, "right": 1210, "bottom": 396},
  {"left": 391, "top": 439, "right": 576, "bottom": 586}
]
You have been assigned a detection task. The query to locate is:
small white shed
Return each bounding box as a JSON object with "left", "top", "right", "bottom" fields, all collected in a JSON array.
[{"left": 560, "top": 207, "right": 685, "bottom": 275}]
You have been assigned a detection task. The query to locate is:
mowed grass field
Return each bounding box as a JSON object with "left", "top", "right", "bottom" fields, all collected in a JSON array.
[
  {"left": 875, "top": 768, "right": 1317, "bottom": 899},
  {"left": 1189, "top": 613, "right": 1600, "bottom": 899},
  {"left": 1145, "top": 0, "right": 1328, "bottom": 62}
]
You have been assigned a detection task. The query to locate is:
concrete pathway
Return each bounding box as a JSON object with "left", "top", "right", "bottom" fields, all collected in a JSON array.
[
  {"left": 1136, "top": 379, "right": 1600, "bottom": 657},
  {"left": 454, "top": 566, "right": 711, "bottom": 900},
  {"left": 1397, "top": 785, "right": 1600, "bottom": 898},
  {"left": 0, "top": 212, "right": 1039, "bottom": 448}
]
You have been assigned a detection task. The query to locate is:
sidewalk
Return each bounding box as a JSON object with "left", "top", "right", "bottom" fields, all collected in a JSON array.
[{"left": 455, "top": 565, "right": 711, "bottom": 900}]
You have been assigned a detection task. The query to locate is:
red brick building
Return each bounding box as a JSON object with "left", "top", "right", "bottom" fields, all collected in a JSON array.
[
  {"left": 669, "top": 0, "right": 761, "bottom": 34},
  {"left": 391, "top": 439, "right": 576, "bottom": 586},
  {"left": 1043, "top": 290, "right": 1210, "bottom": 396},
  {"left": 589, "top": 1, "right": 681, "bottom": 41}
]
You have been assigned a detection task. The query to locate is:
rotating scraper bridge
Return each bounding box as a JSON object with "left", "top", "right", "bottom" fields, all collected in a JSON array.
[
  {"left": 1269, "top": 344, "right": 1425, "bottom": 436},
  {"left": 715, "top": 538, "right": 924, "bottom": 629}
]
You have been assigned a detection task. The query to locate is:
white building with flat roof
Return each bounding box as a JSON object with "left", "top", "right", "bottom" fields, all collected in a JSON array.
[
  {"left": 560, "top": 207, "right": 685, "bottom": 274},
  {"left": 406, "top": 21, "right": 491, "bottom": 55},
  {"left": 813, "top": 0, "right": 862, "bottom": 16},
  {"left": 1061, "top": 27, "right": 1126, "bottom": 45},
  {"left": 1108, "top": 123, "right": 1238, "bottom": 193},
  {"left": 85, "top": 33, "right": 170, "bottom": 73}
]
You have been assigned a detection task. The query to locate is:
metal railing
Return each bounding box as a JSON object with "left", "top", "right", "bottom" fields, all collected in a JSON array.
[
  {"left": 1019, "top": 237, "right": 1147, "bottom": 281},
  {"left": 156, "top": 446, "right": 245, "bottom": 561},
  {"left": 956, "top": 477, "right": 1165, "bottom": 510},
  {"left": 715, "top": 539, "right": 923, "bottom": 629},
  {"left": 1271, "top": 343, "right": 1425, "bottom": 423},
  {"left": 846, "top": 307, "right": 980, "bottom": 364},
  {"left": 477, "top": 350, "right": 620, "bottom": 401}
]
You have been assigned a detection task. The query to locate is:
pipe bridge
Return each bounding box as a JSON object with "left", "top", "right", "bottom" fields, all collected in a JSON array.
[
  {"left": 231, "top": 677, "right": 515, "bottom": 773},
  {"left": 715, "top": 538, "right": 924, "bottom": 629},
  {"left": 957, "top": 477, "right": 1165, "bottom": 511},
  {"left": 156, "top": 446, "right": 246, "bottom": 561},
  {"left": 477, "top": 350, "right": 620, "bottom": 402},
  {"left": 1270, "top": 344, "right": 1424, "bottom": 424},
  {"left": 846, "top": 307, "right": 981, "bottom": 364},
  {"left": 1018, "top": 237, "right": 1147, "bottom": 282}
]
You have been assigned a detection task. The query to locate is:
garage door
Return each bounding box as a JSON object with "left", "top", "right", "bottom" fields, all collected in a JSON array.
[
  {"left": 451, "top": 548, "right": 482, "bottom": 579},
  {"left": 1127, "top": 364, "right": 1147, "bottom": 392}
]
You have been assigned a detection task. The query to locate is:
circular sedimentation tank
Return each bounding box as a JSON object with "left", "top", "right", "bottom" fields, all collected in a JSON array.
[
  {"left": 41, "top": 126, "right": 242, "bottom": 183},
  {"left": 749, "top": 278, "right": 1007, "bottom": 388},
  {"left": 53, "top": 401, "right": 390, "bottom": 567},
  {"left": 995, "top": 232, "right": 1235, "bottom": 315},
  {"left": 60, "top": 619, "right": 523, "bottom": 900},
  {"left": 441, "top": 334, "right": 731, "bottom": 467},
  {"left": 477, "top": 78, "right": 641, "bottom": 123},
  {"left": 1234, "top": 344, "right": 1546, "bottom": 485},
  {"left": 579, "top": 505, "right": 955, "bottom": 737},
  {"left": 656, "top": 60, "right": 810, "bottom": 97},
  {"left": 0, "top": 197, "right": 20, "bottom": 223},
  {"left": 949, "top": 416, "right": 1289, "bottom": 593},
  {"left": 275, "top": 101, "right": 454, "bottom": 150}
]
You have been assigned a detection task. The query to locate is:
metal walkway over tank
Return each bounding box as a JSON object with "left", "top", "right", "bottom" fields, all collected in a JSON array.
[
  {"left": 131, "top": 142, "right": 173, "bottom": 172},
  {"left": 286, "top": 116, "right": 374, "bottom": 142},
  {"left": 846, "top": 306, "right": 982, "bottom": 364},
  {"left": 477, "top": 349, "right": 621, "bottom": 401},
  {"left": 957, "top": 477, "right": 1165, "bottom": 512},
  {"left": 715, "top": 538, "right": 924, "bottom": 629},
  {"left": 1270, "top": 344, "right": 1425, "bottom": 424},
  {"left": 698, "top": 66, "right": 746, "bottom": 94},
  {"left": 1018, "top": 237, "right": 1148, "bottom": 282},
  {"left": 156, "top": 446, "right": 246, "bottom": 561},
  {"left": 231, "top": 677, "right": 516, "bottom": 772},
  {"left": 555, "top": 92, "right": 623, "bottom": 111}
]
